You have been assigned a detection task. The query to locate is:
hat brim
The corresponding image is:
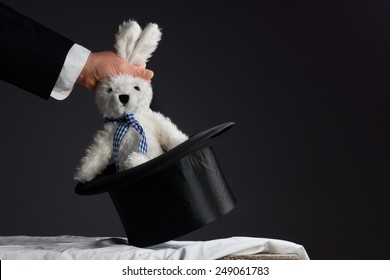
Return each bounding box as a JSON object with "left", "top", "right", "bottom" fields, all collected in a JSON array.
[{"left": 75, "top": 122, "right": 235, "bottom": 195}]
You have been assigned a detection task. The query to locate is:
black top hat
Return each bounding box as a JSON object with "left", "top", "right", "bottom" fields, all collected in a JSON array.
[{"left": 75, "top": 122, "right": 237, "bottom": 247}]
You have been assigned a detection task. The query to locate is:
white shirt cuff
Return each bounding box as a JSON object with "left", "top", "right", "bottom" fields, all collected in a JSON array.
[{"left": 50, "top": 44, "right": 91, "bottom": 100}]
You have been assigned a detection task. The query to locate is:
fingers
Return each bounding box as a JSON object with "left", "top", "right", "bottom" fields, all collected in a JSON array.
[
  {"left": 132, "top": 66, "right": 154, "bottom": 80},
  {"left": 119, "top": 60, "right": 153, "bottom": 81},
  {"left": 142, "top": 68, "right": 154, "bottom": 80},
  {"left": 77, "top": 51, "right": 155, "bottom": 92}
]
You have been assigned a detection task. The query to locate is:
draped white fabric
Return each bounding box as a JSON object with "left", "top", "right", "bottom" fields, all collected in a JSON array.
[{"left": 0, "top": 235, "right": 309, "bottom": 260}]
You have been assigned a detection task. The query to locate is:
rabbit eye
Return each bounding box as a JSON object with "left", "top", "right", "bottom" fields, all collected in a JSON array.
[
  {"left": 107, "top": 87, "right": 113, "bottom": 93},
  {"left": 134, "top": 86, "right": 140, "bottom": 91}
]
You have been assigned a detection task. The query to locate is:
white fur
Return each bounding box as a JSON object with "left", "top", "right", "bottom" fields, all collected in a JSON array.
[
  {"left": 74, "top": 20, "right": 187, "bottom": 183},
  {"left": 114, "top": 20, "right": 161, "bottom": 65},
  {"left": 115, "top": 20, "right": 142, "bottom": 62},
  {"left": 129, "top": 23, "right": 161, "bottom": 65}
]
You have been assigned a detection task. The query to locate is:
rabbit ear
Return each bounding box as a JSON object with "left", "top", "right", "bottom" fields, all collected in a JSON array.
[
  {"left": 129, "top": 23, "right": 162, "bottom": 65},
  {"left": 114, "top": 20, "right": 142, "bottom": 61}
]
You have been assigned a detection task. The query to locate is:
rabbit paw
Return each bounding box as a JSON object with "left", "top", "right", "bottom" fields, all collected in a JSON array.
[
  {"left": 123, "top": 152, "right": 150, "bottom": 169},
  {"left": 74, "top": 169, "right": 96, "bottom": 183}
]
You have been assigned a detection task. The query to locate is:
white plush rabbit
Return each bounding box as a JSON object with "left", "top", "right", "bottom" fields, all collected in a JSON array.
[{"left": 74, "top": 20, "right": 188, "bottom": 183}]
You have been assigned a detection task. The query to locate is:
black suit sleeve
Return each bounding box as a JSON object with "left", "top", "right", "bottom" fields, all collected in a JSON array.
[{"left": 0, "top": 3, "right": 74, "bottom": 99}]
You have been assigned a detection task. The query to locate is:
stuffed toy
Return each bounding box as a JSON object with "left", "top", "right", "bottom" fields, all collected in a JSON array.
[{"left": 74, "top": 20, "right": 188, "bottom": 183}]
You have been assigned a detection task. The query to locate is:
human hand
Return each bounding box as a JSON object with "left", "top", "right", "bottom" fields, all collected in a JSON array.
[{"left": 76, "top": 51, "right": 154, "bottom": 91}]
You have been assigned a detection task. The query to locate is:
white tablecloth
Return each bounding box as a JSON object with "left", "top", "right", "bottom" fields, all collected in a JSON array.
[{"left": 0, "top": 235, "right": 309, "bottom": 260}]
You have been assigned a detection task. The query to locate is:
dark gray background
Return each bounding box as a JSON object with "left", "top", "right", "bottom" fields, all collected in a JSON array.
[{"left": 0, "top": 0, "right": 389, "bottom": 259}]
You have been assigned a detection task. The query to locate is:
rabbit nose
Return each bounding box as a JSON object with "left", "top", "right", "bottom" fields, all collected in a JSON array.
[{"left": 119, "top": 94, "right": 129, "bottom": 105}]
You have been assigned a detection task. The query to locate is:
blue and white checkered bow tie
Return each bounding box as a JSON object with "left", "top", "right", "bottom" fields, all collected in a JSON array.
[{"left": 104, "top": 113, "right": 148, "bottom": 167}]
